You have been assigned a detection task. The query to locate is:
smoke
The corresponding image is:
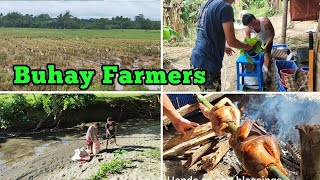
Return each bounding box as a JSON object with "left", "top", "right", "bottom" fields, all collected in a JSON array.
[{"left": 242, "top": 94, "right": 320, "bottom": 143}]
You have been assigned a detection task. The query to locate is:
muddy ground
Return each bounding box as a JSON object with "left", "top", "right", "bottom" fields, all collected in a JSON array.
[
  {"left": 163, "top": 14, "right": 318, "bottom": 92},
  {"left": 0, "top": 119, "right": 160, "bottom": 180}
]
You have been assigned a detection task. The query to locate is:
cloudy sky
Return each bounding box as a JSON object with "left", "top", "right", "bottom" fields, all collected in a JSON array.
[{"left": 0, "top": 0, "right": 161, "bottom": 20}]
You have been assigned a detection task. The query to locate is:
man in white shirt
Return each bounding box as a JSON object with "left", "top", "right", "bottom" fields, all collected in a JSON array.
[{"left": 242, "top": 13, "right": 275, "bottom": 82}]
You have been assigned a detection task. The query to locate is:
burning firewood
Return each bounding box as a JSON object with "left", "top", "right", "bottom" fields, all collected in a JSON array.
[
  {"left": 286, "top": 140, "right": 301, "bottom": 164},
  {"left": 201, "top": 138, "right": 230, "bottom": 171},
  {"left": 183, "top": 142, "right": 212, "bottom": 169}
]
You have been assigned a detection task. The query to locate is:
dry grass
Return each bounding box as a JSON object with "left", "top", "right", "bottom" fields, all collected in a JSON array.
[{"left": 0, "top": 28, "right": 160, "bottom": 91}]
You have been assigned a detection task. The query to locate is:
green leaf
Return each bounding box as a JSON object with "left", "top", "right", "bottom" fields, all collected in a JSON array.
[
  {"left": 188, "top": 11, "right": 198, "bottom": 18},
  {"left": 162, "top": 26, "right": 180, "bottom": 41},
  {"left": 240, "top": 49, "right": 245, "bottom": 55},
  {"left": 244, "top": 37, "right": 258, "bottom": 46},
  {"left": 245, "top": 55, "right": 254, "bottom": 64},
  {"left": 163, "top": 28, "right": 171, "bottom": 40}
]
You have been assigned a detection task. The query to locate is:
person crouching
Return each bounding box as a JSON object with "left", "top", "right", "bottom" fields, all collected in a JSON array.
[{"left": 85, "top": 122, "right": 99, "bottom": 153}]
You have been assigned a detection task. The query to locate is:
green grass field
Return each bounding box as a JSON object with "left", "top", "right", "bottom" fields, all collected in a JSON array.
[{"left": 0, "top": 28, "right": 160, "bottom": 40}]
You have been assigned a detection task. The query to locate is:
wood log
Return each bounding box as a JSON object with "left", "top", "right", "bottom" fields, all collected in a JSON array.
[
  {"left": 164, "top": 122, "right": 213, "bottom": 151},
  {"left": 163, "top": 133, "right": 215, "bottom": 159},
  {"left": 183, "top": 142, "right": 212, "bottom": 169},
  {"left": 296, "top": 125, "right": 320, "bottom": 180},
  {"left": 281, "top": 157, "right": 300, "bottom": 170},
  {"left": 163, "top": 94, "right": 223, "bottom": 126},
  {"left": 286, "top": 140, "right": 301, "bottom": 164},
  {"left": 184, "top": 145, "right": 201, "bottom": 158},
  {"left": 201, "top": 139, "right": 230, "bottom": 171}
]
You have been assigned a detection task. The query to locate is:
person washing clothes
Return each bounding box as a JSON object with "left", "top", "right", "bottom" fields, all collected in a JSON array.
[{"left": 242, "top": 13, "right": 275, "bottom": 82}]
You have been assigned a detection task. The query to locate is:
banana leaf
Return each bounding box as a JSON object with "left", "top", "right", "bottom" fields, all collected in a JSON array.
[
  {"left": 163, "top": 26, "right": 181, "bottom": 41},
  {"left": 240, "top": 37, "right": 263, "bottom": 64}
]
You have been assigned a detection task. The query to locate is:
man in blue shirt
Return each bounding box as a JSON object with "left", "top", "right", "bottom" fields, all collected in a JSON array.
[{"left": 191, "top": 0, "right": 252, "bottom": 91}]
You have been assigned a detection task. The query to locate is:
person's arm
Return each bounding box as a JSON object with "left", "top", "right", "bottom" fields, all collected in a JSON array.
[
  {"left": 245, "top": 26, "right": 251, "bottom": 39},
  {"left": 95, "top": 129, "right": 99, "bottom": 141},
  {"left": 223, "top": 22, "right": 252, "bottom": 51},
  {"left": 163, "top": 94, "right": 199, "bottom": 136},
  {"left": 106, "top": 126, "right": 111, "bottom": 136},
  {"left": 263, "top": 18, "right": 275, "bottom": 48},
  {"left": 225, "top": 42, "right": 235, "bottom": 56}
]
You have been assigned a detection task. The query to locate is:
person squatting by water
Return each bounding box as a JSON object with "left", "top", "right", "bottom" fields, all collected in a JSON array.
[
  {"left": 190, "top": 0, "right": 252, "bottom": 91},
  {"left": 85, "top": 122, "right": 99, "bottom": 153}
]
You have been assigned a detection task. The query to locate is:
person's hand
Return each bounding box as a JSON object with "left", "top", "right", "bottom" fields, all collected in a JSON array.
[
  {"left": 172, "top": 117, "right": 199, "bottom": 136},
  {"left": 225, "top": 47, "right": 235, "bottom": 56},
  {"left": 244, "top": 44, "right": 253, "bottom": 52}
]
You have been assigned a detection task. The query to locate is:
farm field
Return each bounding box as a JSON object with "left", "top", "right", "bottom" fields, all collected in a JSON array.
[{"left": 0, "top": 28, "right": 160, "bottom": 91}]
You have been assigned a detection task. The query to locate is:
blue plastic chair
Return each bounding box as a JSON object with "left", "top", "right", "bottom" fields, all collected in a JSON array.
[{"left": 236, "top": 53, "right": 264, "bottom": 91}]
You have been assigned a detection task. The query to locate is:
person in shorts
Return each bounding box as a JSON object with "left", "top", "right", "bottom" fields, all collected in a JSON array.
[
  {"left": 242, "top": 13, "right": 275, "bottom": 82},
  {"left": 85, "top": 122, "right": 99, "bottom": 153},
  {"left": 105, "top": 117, "right": 119, "bottom": 149}
]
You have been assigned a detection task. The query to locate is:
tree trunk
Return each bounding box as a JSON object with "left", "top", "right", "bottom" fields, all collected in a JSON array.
[
  {"left": 296, "top": 125, "right": 320, "bottom": 180},
  {"left": 281, "top": 0, "right": 289, "bottom": 44},
  {"left": 35, "top": 114, "right": 49, "bottom": 130},
  {"left": 274, "top": 0, "right": 279, "bottom": 13}
]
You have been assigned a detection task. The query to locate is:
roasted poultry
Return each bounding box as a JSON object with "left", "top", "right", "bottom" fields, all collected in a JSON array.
[
  {"left": 200, "top": 97, "right": 240, "bottom": 135},
  {"left": 199, "top": 97, "right": 288, "bottom": 178},
  {"left": 229, "top": 120, "right": 288, "bottom": 178}
]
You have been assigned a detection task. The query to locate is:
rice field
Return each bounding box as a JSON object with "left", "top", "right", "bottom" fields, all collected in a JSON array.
[{"left": 0, "top": 28, "right": 160, "bottom": 91}]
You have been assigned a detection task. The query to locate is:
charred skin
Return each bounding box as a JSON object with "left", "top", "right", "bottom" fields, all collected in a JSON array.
[{"left": 229, "top": 120, "right": 288, "bottom": 178}]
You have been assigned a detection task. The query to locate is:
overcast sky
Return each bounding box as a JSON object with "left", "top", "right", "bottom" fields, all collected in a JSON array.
[{"left": 0, "top": 0, "right": 160, "bottom": 20}]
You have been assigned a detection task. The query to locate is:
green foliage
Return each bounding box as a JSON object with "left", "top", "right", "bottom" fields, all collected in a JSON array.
[
  {"left": 266, "top": 10, "right": 275, "bottom": 17},
  {"left": 0, "top": 28, "right": 160, "bottom": 40},
  {"left": 0, "top": 94, "right": 159, "bottom": 131},
  {"left": 163, "top": 26, "right": 180, "bottom": 41},
  {"left": 114, "top": 149, "right": 128, "bottom": 157},
  {"left": 40, "top": 94, "right": 96, "bottom": 116},
  {"left": 242, "top": 0, "right": 268, "bottom": 9},
  {"left": 0, "top": 11, "right": 160, "bottom": 30},
  {"left": 180, "top": 0, "right": 206, "bottom": 36},
  {"left": 0, "top": 94, "right": 43, "bottom": 130},
  {"left": 90, "top": 154, "right": 131, "bottom": 180},
  {"left": 141, "top": 148, "right": 160, "bottom": 160},
  {"left": 240, "top": 37, "right": 263, "bottom": 64}
]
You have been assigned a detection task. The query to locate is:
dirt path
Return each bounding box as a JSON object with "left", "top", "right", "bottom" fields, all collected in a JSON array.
[
  {"left": 163, "top": 14, "right": 318, "bottom": 92},
  {"left": 0, "top": 121, "right": 160, "bottom": 180}
]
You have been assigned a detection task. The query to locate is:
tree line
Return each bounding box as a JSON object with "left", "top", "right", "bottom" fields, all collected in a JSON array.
[
  {"left": 0, "top": 94, "right": 160, "bottom": 131},
  {"left": 0, "top": 11, "right": 161, "bottom": 30}
]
